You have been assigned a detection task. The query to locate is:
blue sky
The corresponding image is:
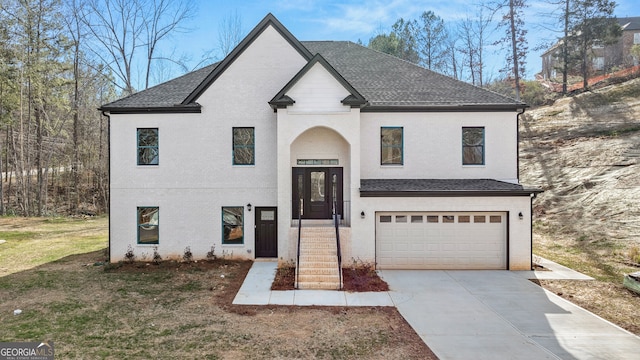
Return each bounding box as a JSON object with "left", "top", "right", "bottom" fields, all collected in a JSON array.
[{"left": 159, "top": 0, "right": 637, "bottom": 84}]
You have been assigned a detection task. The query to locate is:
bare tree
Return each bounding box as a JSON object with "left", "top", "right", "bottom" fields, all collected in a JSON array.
[
  {"left": 82, "top": 0, "right": 195, "bottom": 95},
  {"left": 494, "top": 0, "right": 528, "bottom": 101},
  {"left": 143, "top": 0, "right": 194, "bottom": 89},
  {"left": 218, "top": 10, "right": 243, "bottom": 57},
  {"left": 570, "top": 0, "right": 619, "bottom": 89},
  {"left": 418, "top": 11, "right": 449, "bottom": 72}
]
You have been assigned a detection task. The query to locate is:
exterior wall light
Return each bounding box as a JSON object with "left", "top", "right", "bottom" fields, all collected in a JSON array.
[
  {"left": 360, "top": 211, "right": 365, "bottom": 219},
  {"left": 247, "top": 203, "right": 252, "bottom": 212},
  {"left": 518, "top": 212, "right": 523, "bottom": 220}
]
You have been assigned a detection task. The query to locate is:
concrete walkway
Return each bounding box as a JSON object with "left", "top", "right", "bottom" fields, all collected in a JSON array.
[
  {"left": 233, "top": 259, "right": 640, "bottom": 359},
  {"left": 233, "top": 261, "right": 394, "bottom": 306}
]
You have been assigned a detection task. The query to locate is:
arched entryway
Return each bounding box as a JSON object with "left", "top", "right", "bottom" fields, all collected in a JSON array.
[{"left": 290, "top": 127, "right": 350, "bottom": 221}]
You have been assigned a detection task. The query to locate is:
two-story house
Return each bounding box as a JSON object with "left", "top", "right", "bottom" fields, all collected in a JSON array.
[
  {"left": 101, "top": 14, "right": 540, "bottom": 285},
  {"left": 541, "top": 16, "right": 640, "bottom": 80}
]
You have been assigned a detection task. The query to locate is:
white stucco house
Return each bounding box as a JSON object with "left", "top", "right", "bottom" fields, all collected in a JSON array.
[{"left": 101, "top": 14, "right": 541, "bottom": 280}]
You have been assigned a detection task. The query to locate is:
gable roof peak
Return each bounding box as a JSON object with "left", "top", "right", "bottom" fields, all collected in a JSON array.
[
  {"left": 182, "top": 13, "right": 312, "bottom": 105},
  {"left": 269, "top": 53, "right": 367, "bottom": 109}
]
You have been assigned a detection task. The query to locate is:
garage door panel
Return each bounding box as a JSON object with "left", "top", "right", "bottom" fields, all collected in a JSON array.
[{"left": 376, "top": 212, "right": 507, "bottom": 270}]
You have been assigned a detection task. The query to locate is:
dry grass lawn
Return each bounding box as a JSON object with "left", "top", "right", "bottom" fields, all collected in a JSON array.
[{"left": 0, "top": 217, "right": 435, "bottom": 359}]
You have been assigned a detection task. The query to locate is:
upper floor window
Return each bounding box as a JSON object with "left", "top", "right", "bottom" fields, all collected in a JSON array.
[
  {"left": 381, "top": 127, "right": 403, "bottom": 165},
  {"left": 634, "top": 32, "right": 640, "bottom": 45},
  {"left": 137, "top": 207, "right": 159, "bottom": 244},
  {"left": 137, "top": 128, "right": 158, "bottom": 165},
  {"left": 233, "top": 127, "right": 255, "bottom": 165},
  {"left": 462, "top": 127, "right": 484, "bottom": 165}
]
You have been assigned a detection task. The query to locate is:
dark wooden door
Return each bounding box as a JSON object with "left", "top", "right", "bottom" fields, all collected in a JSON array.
[
  {"left": 255, "top": 207, "right": 277, "bottom": 257},
  {"left": 292, "top": 168, "right": 343, "bottom": 220}
]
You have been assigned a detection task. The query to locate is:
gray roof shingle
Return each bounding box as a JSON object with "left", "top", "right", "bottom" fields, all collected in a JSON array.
[
  {"left": 100, "top": 62, "right": 218, "bottom": 112},
  {"left": 360, "top": 179, "right": 541, "bottom": 197},
  {"left": 302, "top": 41, "right": 522, "bottom": 109},
  {"left": 101, "top": 21, "right": 524, "bottom": 112},
  {"left": 619, "top": 17, "right": 640, "bottom": 31}
]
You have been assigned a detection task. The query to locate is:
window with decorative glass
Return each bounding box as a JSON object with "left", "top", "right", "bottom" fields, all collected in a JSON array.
[
  {"left": 462, "top": 127, "right": 485, "bottom": 165},
  {"left": 381, "top": 127, "right": 403, "bottom": 165},
  {"left": 233, "top": 127, "right": 255, "bottom": 165},
  {"left": 137, "top": 128, "right": 158, "bottom": 165}
]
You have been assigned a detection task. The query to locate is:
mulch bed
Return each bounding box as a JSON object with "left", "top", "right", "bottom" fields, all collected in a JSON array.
[{"left": 271, "top": 265, "right": 389, "bottom": 292}]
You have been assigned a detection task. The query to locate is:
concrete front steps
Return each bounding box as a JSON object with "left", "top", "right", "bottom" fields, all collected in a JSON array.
[{"left": 297, "top": 226, "right": 342, "bottom": 290}]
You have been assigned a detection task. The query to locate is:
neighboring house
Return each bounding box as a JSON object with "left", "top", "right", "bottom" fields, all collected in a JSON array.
[
  {"left": 101, "top": 14, "right": 541, "bottom": 276},
  {"left": 541, "top": 16, "right": 640, "bottom": 80}
]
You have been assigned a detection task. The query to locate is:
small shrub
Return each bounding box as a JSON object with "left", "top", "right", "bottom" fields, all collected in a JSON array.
[
  {"left": 183, "top": 246, "right": 193, "bottom": 262},
  {"left": 124, "top": 245, "right": 135, "bottom": 263},
  {"left": 629, "top": 246, "right": 640, "bottom": 264},
  {"left": 152, "top": 246, "right": 162, "bottom": 264},
  {"left": 206, "top": 245, "right": 217, "bottom": 261}
]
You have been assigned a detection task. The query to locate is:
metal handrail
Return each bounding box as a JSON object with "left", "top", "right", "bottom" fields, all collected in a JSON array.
[
  {"left": 333, "top": 205, "right": 342, "bottom": 290},
  {"left": 332, "top": 176, "right": 343, "bottom": 290},
  {"left": 295, "top": 198, "right": 302, "bottom": 289}
]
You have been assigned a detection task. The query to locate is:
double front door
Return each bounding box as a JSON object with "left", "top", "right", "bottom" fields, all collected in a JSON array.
[{"left": 292, "top": 167, "right": 343, "bottom": 220}]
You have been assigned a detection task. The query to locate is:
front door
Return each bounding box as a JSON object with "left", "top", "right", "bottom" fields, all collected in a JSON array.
[
  {"left": 292, "top": 168, "right": 343, "bottom": 219},
  {"left": 255, "top": 207, "right": 277, "bottom": 257}
]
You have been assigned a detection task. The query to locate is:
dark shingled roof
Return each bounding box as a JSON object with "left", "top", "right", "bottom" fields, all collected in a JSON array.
[
  {"left": 618, "top": 17, "right": 640, "bottom": 31},
  {"left": 302, "top": 41, "right": 523, "bottom": 110},
  {"left": 100, "top": 63, "right": 218, "bottom": 113},
  {"left": 101, "top": 17, "right": 524, "bottom": 113},
  {"left": 360, "top": 179, "right": 541, "bottom": 197}
]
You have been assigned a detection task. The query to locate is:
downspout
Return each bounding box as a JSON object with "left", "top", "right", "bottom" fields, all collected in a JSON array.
[
  {"left": 102, "top": 110, "right": 111, "bottom": 262},
  {"left": 516, "top": 107, "right": 526, "bottom": 183},
  {"left": 530, "top": 192, "right": 537, "bottom": 270},
  {"left": 517, "top": 107, "right": 535, "bottom": 269}
]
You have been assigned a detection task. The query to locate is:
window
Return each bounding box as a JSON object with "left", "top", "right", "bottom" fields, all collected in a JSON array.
[
  {"left": 297, "top": 159, "right": 339, "bottom": 165},
  {"left": 137, "top": 128, "right": 158, "bottom": 165},
  {"left": 379, "top": 215, "right": 392, "bottom": 223},
  {"left": 233, "top": 127, "right": 255, "bottom": 165},
  {"left": 427, "top": 215, "right": 439, "bottom": 223},
  {"left": 458, "top": 215, "right": 470, "bottom": 223},
  {"left": 462, "top": 127, "right": 484, "bottom": 165},
  {"left": 474, "top": 215, "right": 486, "bottom": 223},
  {"left": 222, "top": 207, "right": 244, "bottom": 244},
  {"left": 592, "top": 56, "right": 604, "bottom": 71},
  {"left": 396, "top": 215, "right": 407, "bottom": 223},
  {"left": 411, "top": 215, "right": 423, "bottom": 223},
  {"left": 137, "top": 207, "right": 159, "bottom": 244},
  {"left": 490, "top": 215, "right": 502, "bottom": 223},
  {"left": 443, "top": 215, "right": 455, "bottom": 223},
  {"left": 634, "top": 33, "right": 640, "bottom": 45},
  {"left": 381, "top": 127, "right": 403, "bottom": 165}
]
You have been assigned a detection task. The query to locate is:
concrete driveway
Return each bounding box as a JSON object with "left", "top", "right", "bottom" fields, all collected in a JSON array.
[{"left": 379, "top": 269, "right": 640, "bottom": 360}]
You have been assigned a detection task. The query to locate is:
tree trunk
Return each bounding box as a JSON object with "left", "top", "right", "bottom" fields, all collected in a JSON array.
[
  {"left": 562, "top": 0, "right": 569, "bottom": 95},
  {"left": 35, "top": 107, "right": 43, "bottom": 216},
  {"left": 509, "top": 0, "right": 521, "bottom": 101}
]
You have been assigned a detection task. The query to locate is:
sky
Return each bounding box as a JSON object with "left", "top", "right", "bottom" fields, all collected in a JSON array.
[{"left": 155, "top": 0, "right": 637, "bottom": 86}]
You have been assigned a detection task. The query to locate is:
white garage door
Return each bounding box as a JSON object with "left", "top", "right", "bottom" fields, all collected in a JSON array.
[{"left": 376, "top": 212, "right": 507, "bottom": 270}]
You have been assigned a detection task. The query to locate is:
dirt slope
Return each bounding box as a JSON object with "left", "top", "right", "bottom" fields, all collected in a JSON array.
[
  {"left": 520, "top": 78, "right": 640, "bottom": 335},
  {"left": 521, "top": 77, "right": 640, "bottom": 246}
]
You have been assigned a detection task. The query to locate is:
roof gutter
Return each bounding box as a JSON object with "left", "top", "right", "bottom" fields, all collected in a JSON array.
[
  {"left": 361, "top": 103, "right": 529, "bottom": 112},
  {"left": 98, "top": 105, "right": 202, "bottom": 114},
  {"left": 360, "top": 189, "right": 543, "bottom": 197},
  {"left": 516, "top": 107, "right": 526, "bottom": 183}
]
